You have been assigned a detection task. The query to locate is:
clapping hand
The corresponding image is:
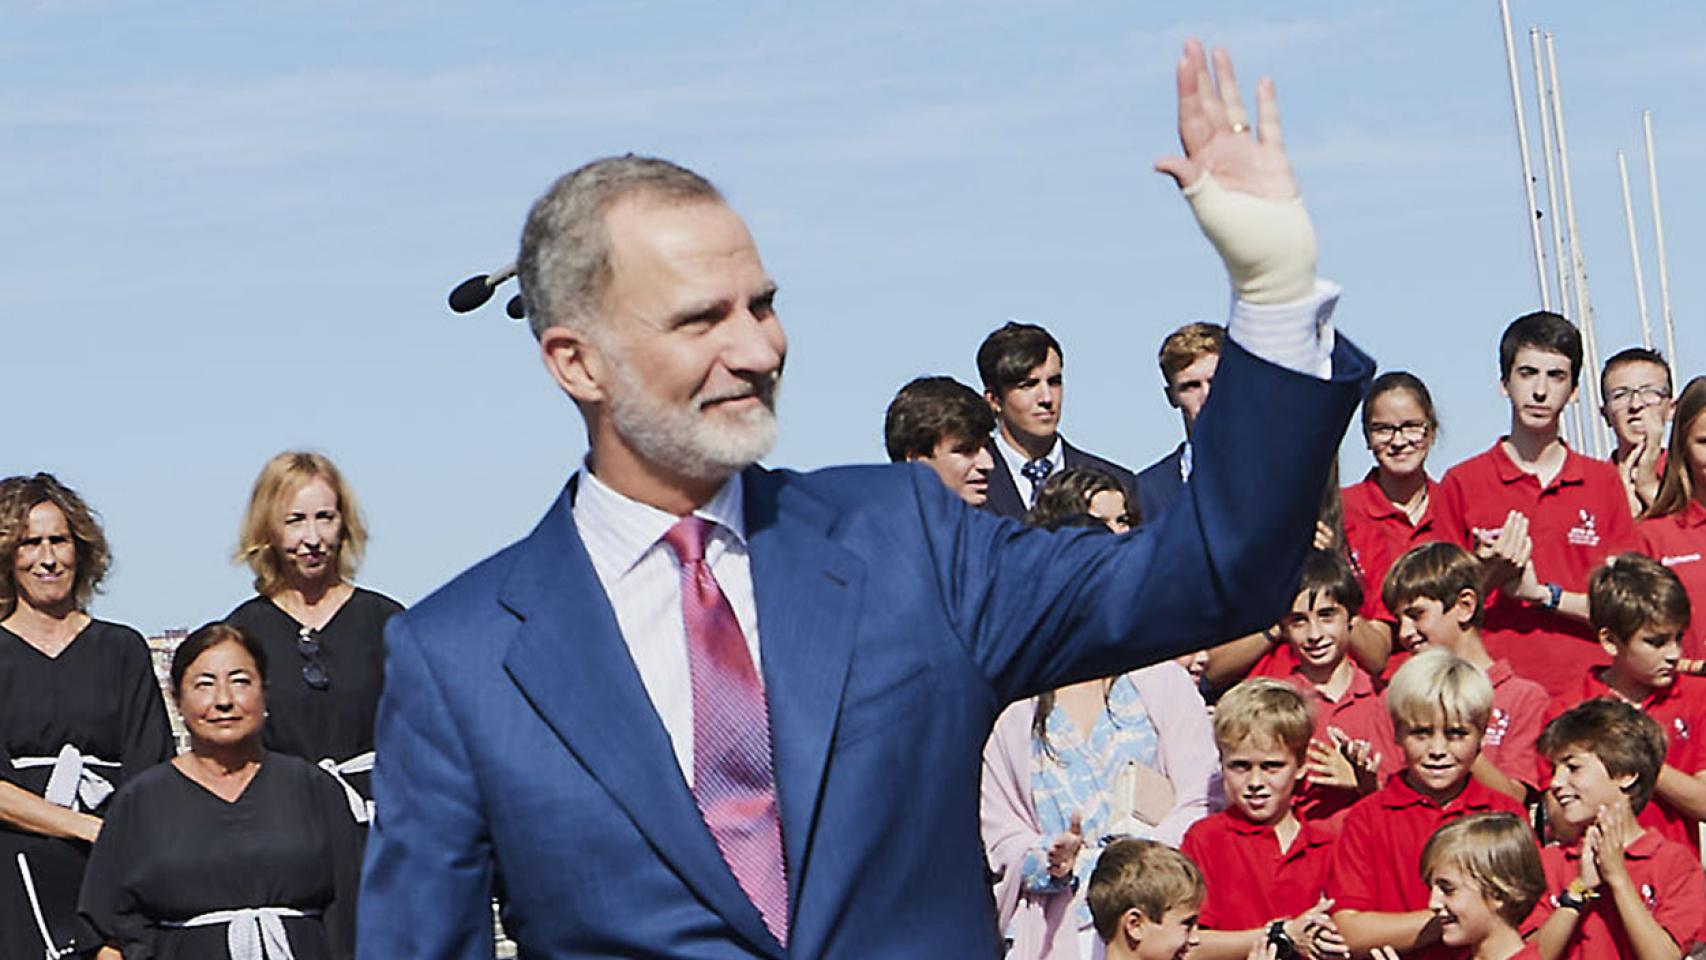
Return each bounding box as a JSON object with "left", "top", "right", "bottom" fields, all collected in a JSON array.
[
  {"left": 1047, "top": 812, "right": 1084, "bottom": 881},
  {"left": 1474, "top": 510, "right": 1532, "bottom": 594},
  {"left": 1589, "top": 799, "right": 1638, "bottom": 889},
  {"left": 1290, "top": 895, "right": 1350, "bottom": 959}
]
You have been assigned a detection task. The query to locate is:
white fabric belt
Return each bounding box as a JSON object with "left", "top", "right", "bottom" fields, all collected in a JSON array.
[
  {"left": 11, "top": 744, "right": 120, "bottom": 811},
  {"left": 163, "top": 906, "right": 315, "bottom": 960},
  {"left": 317, "top": 751, "right": 375, "bottom": 824}
]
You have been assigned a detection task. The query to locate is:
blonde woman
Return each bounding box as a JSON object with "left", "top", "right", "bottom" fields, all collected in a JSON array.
[{"left": 225, "top": 452, "right": 401, "bottom": 827}]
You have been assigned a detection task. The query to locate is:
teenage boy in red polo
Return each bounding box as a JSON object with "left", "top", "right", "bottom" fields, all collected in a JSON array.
[
  {"left": 1329, "top": 651, "right": 1526, "bottom": 960},
  {"left": 1545, "top": 553, "right": 1706, "bottom": 854},
  {"left": 1433, "top": 311, "right": 1636, "bottom": 697}
]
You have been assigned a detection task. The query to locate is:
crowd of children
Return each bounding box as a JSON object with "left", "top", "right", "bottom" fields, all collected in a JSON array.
[{"left": 973, "top": 308, "right": 1706, "bottom": 960}]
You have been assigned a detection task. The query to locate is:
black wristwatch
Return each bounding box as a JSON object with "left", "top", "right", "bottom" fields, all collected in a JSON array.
[
  {"left": 1266, "top": 920, "right": 1299, "bottom": 960},
  {"left": 1557, "top": 885, "right": 1591, "bottom": 911}
]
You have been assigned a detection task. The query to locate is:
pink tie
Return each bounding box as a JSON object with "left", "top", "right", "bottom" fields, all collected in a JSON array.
[{"left": 662, "top": 516, "right": 789, "bottom": 945}]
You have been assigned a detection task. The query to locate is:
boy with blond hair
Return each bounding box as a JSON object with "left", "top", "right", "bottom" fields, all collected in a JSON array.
[
  {"left": 1329, "top": 650, "right": 1527, "bottom": 960},
  {"left": 1384, "top": 542, "right": 1549, "bottom": 801},
  {"left": 1181, "top": 679, "right": 1346, "bottom": 959},
  {"left": 1087, "top": 838, "right": 1204, "bottom": 960},
  {"left": 1531, "top": 699, "right": 1706, "bottom": 959},
  {"left": 1545, "top": 552, "right": 1706, "bottom": 854}
]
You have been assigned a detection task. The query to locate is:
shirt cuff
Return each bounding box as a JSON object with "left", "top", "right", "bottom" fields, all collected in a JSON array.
[{"left": 1227, "top": 277, "right": 1341, "bottom": 380}]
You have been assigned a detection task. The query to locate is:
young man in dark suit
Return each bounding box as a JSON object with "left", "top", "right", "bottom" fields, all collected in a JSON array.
[
  {"left": 977, "top": 321, "right": 1140, "bottom": 520},
  {"left": 1136, "top": 320, "right": 1224, "bottom": 524}
]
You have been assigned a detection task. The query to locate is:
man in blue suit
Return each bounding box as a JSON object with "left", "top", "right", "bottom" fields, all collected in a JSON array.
[{"left": 359, "top": 40, "right": 1371, "bottom": 958}]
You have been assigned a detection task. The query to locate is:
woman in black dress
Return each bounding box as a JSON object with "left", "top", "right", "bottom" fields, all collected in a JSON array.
[
  {"left": 80, "top": 622, "right": 361, "bottom": 959},
  {"left": 0, "top": 473, "right": 174, "bottom": 959},
  {"left": 224, "top": 452, "right": 400, "bottom": 826}
]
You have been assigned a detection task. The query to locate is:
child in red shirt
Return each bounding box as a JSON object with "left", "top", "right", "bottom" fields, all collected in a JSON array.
[
  {"left": 1432, "top": 312, "right": 1636, "bottom": 697},
  {"left": 1384, "top": 542, "right": 1549, "bottom": 802},
  {"left": 1544, "top": 553, "right": 1706, "bottom": 854},
  {"left": 1275, "top": 550, "right": 1398, "bottom": 830},
  {"left": 1636, "top": 376, "right": 1706, "bottom": 662},
  {"left": 1329, "top": 650, "right": 1527, "bottom": 960},
  {"left": 1343, "top": 371, "right": 1444, "bottom": 680},
  {"left": 1181, "top": 679, "right": 1346, "bottom": 960},
  {"left": 1530, "top": 699, "right": 1706, "bottom": 959},
  {"left": 1420, "top": 813, "right": 1546, "bottom": 960}
]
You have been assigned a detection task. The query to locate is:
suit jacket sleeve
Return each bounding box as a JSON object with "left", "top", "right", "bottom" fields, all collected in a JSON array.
[
  {"left": 916, "top": 337, "right": 1371, "bottom": 707},
  {"left": 358, "top": 614, "right": 496, "bottom": 960}
]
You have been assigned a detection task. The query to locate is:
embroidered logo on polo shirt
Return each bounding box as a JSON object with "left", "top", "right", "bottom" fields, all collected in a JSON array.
[
  {"left": 1643, "top": 883, "right": 1658, "bottom": 908},
  {"left": 1567, "top": 509, "right": 1600, "bottom": 547},
  {"left": 1662, "top": 552, "right": 1703, "bottom": 567},
  {"left": 1485, "top": 708, "right": 1511, "bottom": 746},
  {"left": 1675, "top": 717, "right": 1691, "bottom": 744}
]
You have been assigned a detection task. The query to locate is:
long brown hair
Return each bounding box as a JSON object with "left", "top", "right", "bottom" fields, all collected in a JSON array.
[{"left": 1644, "top": 376, "right": 1706, "bottom": 520}]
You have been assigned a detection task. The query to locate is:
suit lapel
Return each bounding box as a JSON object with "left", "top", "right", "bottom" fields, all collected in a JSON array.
[
  {"left": 498, "top": 488, "right": 784, "bottom": 957},
  {"left": 982, "top": 437, "right": 1026, "bottom": 519},
  {"left": 742, "top": 468, "right": 863, "bottom": 910}
]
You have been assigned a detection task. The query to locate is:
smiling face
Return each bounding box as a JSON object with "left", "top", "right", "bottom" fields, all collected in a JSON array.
[
  {"left": 989, "top": 349, "right": 1063, "bottom": 450},
  {"left": 1130, "top": 902, "right": 1201, "bottom": 960},
  {"left": 1500, "top": 346, "right": 1577, "bottom": 436},
  {"left": 1548, "top": 746, "right": 1636, "bottom": 832},
  {"left": 176, "top": 639, "right": 266, "bottom": 751},
  {"left": 1219, "top": 733, "right": 1304, "bottom": 826},
  {"left": 1364, "top": 387, "right": 1434, "bottom": 480},
  {"left": 11, "top": 501, "right": 77, "bottom": 615},
  {"left": 1394, "top": 590, "right": 1477, "bottom": 655},
  {"left": 553, "top": 197, "right": 786, "bottom": 491},
  {"left": 1601, "top": 359, "right": 1673, "bottom": 454},
  {"left": 912, "top": 433, "right": 993, "bottom": 506},
  {"left": 1427, "top": 861, "right": 1501, "bottom": 948},
  {"left": 1280, "top": 589, "right": 1351, "bottom": 676},
  {"left": 1397, "top": 707, "right": 1482, "bottom": 802},
  {"left": 272, "top": 476, "right": 343, "bottom": 589}
]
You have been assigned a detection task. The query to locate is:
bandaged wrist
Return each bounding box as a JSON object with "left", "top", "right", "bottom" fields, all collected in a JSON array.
[{"left": 1181, "top": 173, "right": 1317, "bottom": 304}]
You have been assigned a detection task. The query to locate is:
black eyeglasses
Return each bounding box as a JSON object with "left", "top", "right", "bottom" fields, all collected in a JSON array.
[{"left": 297, "top": 626, "right": 330, "bottom": 691}]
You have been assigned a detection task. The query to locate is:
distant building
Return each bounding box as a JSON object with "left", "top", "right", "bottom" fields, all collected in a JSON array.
[{"left": 145, "top": 628, "right": 189, "bottom": 753}]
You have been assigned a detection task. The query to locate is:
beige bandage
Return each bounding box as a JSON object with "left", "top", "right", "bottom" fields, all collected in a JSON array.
[{"left": 1180, "top": 173, "right": 1317, "bottom": 305}]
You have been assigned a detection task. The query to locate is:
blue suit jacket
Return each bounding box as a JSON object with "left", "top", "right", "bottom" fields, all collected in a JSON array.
[
  {"left": 358, "top": 338, "right": 1371, "bottom": 958},
  {"left": 1135, "top": 441, "right": 1187, "bottom": 527},
  {"left": 980, "top": 436, "right": 1140, "bottom": 522}
]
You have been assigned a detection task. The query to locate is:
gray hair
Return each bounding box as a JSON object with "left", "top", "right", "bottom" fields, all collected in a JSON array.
[{"left": 516, "top": 154, "right": 724, "bottom": 339}]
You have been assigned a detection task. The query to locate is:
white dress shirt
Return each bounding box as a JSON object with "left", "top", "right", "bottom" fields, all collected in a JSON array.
[
  {"left": 566, "top": 283, "right": 1339, "bottom": 784},
  {"left": 993, "top": 431, "right": 1064, "bottom": 504},
  {"left": 573, "top": 469, "right": 760, "bottom": 785}
]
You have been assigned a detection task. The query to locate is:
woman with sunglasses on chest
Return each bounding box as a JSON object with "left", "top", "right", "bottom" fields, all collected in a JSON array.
[{"left": 223, "top": 452, "right": 401, "bottom": 829}]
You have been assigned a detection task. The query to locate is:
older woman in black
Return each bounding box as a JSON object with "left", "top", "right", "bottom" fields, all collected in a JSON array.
[
  {"left": 80, "top": 622, "right": 361, "bottom": 959},
  {"left": 0, "top": 473, "right": 174, "bottom": 959},
  {"left": 223, "top": 452, "right": 400, "bottom": 826}
]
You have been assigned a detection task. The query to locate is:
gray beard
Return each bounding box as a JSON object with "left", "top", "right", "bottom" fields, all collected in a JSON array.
[{"left": 602, "top": 354, "right": 779, "bottom": 484}]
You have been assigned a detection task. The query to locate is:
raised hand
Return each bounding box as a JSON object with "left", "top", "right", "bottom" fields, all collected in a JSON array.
[
  {"left": 1592, "top": 800, "right": 1637, "bottom": 887},
  {"left": 1155, "top": 39, "right": 1297, "bottom": 199},
  {"left": 1306, "top": 736, "right": 1359, "bottom": 792},
  {"left": 1154, "top": 39, "right": 1316, "bottom": 304}
]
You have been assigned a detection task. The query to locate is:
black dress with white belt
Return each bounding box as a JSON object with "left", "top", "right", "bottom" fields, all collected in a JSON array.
[{"left": 0, "top": 620, "right": 174, "bottom": 958}]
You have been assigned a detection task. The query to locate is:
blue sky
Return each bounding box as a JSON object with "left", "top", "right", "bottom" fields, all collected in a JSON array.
[{"left": 6, "top": 2, "right": 1704, "bottom": 632}]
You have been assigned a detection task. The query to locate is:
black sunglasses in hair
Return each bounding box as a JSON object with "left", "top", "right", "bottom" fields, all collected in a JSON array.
[{"left": 297, "top": 626, "right": 330, "bottom": 691}]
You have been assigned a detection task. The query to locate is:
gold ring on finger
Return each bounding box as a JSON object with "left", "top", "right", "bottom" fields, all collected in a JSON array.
[{"left": 1231, "top": 121, "right": 1250, "bottom": 134}]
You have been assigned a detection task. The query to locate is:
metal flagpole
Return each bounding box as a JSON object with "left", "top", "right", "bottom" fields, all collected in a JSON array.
[
  {"left": 1499, "top": 0, "right": 1551, "bottom": 307},
  {"left": 1530, "top": 26, "right": 1586, "bottom": 448},
  {"left": 1546, "top": 32, "right": 1608, "bottom": 457},
  {"left": 1644, "top": 111, "right": 1679, "bottom": 371},
  {"left": 1617, "top": 150, "right": 1655, "bottom": 350}
]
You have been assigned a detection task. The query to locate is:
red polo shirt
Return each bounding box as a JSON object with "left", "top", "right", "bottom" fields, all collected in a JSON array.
[
  {"left": 1532, "top": 831, "right": 1706, "bottom": 957},
  {"left": 1286, "top": 665, "right": 1401, "bottom": 831},
  {"left": 1434, "top": 441, "right": 1636, "bottom": 696},
  {"left": 1483, "top": 659, "right": 1549, "bottom": 790},
  {"left": 1342, "top": 470, "right": 1440, "bottom": 624},
  {"left": 1328, "top": 775, "right": 1528, "bottom": 960},
  {"left": 1545, "top": 671, "right": 1706, "bottom": 851},
  {"left": 1636, "top": 500, "right": 1706, "bottom": 660},
  {"left": 1181, "top": 812, "right": 1334, "bottom": 932}
]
